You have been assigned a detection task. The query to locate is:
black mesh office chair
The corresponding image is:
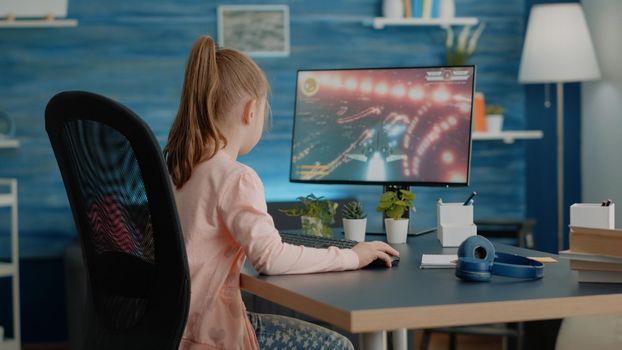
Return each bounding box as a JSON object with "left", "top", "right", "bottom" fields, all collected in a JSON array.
[{"left": 45, "top": 91, "right": 190, "bottom": 349}]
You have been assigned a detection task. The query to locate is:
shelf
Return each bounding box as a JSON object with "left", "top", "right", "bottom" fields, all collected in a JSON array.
[
  {"left": 365, "top": 17, "right": 479, "bottom": 29},
  {"left": 0, "top": 18, "right": 78, "bottom": 28},
  {"left": 0, "top": 262, "right": 15, "bottom": 277},
  {"left": 0, "top": 138, "right": 19, "bottom": 149},
  {"left": 472, "top": 130, "right": 544, "bottom": 144},
  {"left": 0, "top": 177, "right": 18, "bottom": 350}
]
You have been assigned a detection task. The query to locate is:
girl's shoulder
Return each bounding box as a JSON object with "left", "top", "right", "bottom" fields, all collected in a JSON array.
[{"left": 197, "top": 152, "right": 261, "bottom": 184}]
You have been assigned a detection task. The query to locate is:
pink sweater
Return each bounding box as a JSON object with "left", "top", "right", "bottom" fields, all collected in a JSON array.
[{"left": 174, "top": 151, "right": 359, "bottom": 349}]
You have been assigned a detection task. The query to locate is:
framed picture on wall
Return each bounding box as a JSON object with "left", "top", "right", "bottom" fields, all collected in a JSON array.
[{"left": 217, "top": 5, "right": 290, "bottom": 57}]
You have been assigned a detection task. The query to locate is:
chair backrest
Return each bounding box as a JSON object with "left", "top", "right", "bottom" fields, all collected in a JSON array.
[{"left": 45, "top": 91, "right": 190, "bottom": 350}]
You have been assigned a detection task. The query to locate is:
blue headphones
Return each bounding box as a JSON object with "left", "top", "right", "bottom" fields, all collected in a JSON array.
[{"left": 455, "top": 236, "right": 544, "bottom": 282}]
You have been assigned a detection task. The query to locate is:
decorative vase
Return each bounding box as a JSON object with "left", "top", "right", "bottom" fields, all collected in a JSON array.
[
  {"left": 383, "top": 0, "right": 404, "bottom": 19},
  {"left": 486, "top": 114, "right": 504, "bottom": 133},
  {"left": 385, "top": 218, "right": 409, "bottom": 244},
  {"left": 439, "top": 0, "right": 456, "bottom": 19},
  {"left": 343, "top": 218, "right": 367, "bottom": 242}
]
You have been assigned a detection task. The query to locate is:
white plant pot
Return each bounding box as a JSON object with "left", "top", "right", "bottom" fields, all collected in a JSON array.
[
  {"left": 382, "top": 0, "right": 404, "bottom": 18},
  {"left": 385, "top": 218, "right": 409, "bottom": 244},
  {"left": 486, "top": 114, "right": 504, "bottom": 133},
  {"left": 343, "top": 218, "right": 367, "bottom": 242}
]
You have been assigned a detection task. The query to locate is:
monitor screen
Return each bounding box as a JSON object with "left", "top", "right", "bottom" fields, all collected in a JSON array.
[{"left": 289, "top": 66, "right": 475, "bottom": 186}]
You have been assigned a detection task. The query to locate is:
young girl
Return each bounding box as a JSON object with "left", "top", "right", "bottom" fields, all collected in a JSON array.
[{"left": 165, "top": 36, "right": 399, "bottom": 350}]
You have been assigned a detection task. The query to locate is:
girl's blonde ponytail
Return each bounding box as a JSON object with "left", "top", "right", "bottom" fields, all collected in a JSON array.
[{"left": 165, "top": 36, "right": 269, "bottom": 188}]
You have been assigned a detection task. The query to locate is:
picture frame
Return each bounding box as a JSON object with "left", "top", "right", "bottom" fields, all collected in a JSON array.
[{"left": 217, "top": 5, "right": 290, "bottom": 57}]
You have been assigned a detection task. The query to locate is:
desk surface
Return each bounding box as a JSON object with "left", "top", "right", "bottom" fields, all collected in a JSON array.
[{"left": 241, "top": 233, "right": 622, "bottom": 333}]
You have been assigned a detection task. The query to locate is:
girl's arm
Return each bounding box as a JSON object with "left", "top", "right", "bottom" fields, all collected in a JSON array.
[{"left": 219, "top": 169, "right": 359, "bottom": 275}]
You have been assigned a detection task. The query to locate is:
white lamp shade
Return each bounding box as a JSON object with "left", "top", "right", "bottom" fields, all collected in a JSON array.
[{"left": 519, "top": 3, "right": 601, "bottom": 83}]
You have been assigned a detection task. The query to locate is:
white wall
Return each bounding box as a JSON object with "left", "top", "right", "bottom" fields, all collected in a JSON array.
[{"left": 581, "top": 0, "right": 622, "bottom": 225}]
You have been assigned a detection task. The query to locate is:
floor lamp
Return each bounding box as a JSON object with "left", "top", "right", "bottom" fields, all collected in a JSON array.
[{"left": 518, "top": 3, "right": 600, "bottom": 251}]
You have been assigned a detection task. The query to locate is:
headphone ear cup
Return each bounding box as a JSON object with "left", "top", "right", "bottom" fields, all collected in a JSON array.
[
  {"left": 456, "top": 236, "right": 495, "bottom": 282},
  {"left": 457, "top": 235, "right": 495, "bottom": 262},
  {"left": 455, "top": 256, "right": 492, "bottom": 282}
]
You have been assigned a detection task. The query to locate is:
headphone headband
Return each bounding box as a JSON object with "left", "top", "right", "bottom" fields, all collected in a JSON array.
[
  {"left": 492, "top": 252, "right": 544, "bottom": 279},
  {"left": 455, "top": 236, "right": 544, "bottom": 282}
]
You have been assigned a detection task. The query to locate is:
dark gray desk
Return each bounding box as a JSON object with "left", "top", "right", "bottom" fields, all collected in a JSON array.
[{"left": 241, "top": 233, "right": 622, "bottom": 349}]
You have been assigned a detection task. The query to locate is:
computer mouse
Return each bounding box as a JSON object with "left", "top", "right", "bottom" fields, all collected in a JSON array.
[{"left": 366, "top": 255, "right": 400, "bottom": 268}]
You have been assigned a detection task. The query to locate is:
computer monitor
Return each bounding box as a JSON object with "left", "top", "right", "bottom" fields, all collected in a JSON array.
[{"left": 289, "top": 66, "right": 475, "bottom": 187}]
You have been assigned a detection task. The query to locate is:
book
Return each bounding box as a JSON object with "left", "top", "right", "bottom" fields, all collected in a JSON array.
[
  {"left": 569, "top": 226, "right": 622, "bottom": 257},
  {"left": 577, "top": 270, "right": 622, "bottom": 283},
  {"left": 422, "top": 0, "right": 432, "bottom": 18},
  {"left": 570, "top": 259, "right": 622, "bottom": 272},
  {"left": 421, "top": 254, "right": 457, "bottom": 269},
  {"left": 431, "top": 0, "right": 440, "bottom": 18},
  {"left": 559, "top": 249, "right": 622, "bottom": 264},
  {"left": 412, "top": 0, "right": 422, "bottom": 17},
  {"left": 403, "top": 0, "right": 412, "bottom": 17}
]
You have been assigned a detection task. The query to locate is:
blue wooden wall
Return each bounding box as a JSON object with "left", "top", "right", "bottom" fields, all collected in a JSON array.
[{"left": 0, "top": 0, "right": 534, "bottom": 258}]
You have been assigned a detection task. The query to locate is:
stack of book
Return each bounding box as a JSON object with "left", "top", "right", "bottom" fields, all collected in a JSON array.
[
  {"left": 403, "top": 0, "right": 444, "bottom": 19},
  {"left": 561, "top": 226, "right": 622, "bottom": 283}
]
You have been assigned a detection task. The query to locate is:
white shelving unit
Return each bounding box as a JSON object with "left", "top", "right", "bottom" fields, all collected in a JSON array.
[
  {"left": 365, "top": 17, "right": 479, "bottom": 29},
  {"left": 0, "top": 179, "right": 20, "bottom": 350},
  {"left": 0, "top": 139, "right": 20, "bottom": 149},
  {"left": 0, "top": 18, "right": 77, "bottom": 28},
  {"left": 472, "top": 130, "right": 544, "bottom": 144}
]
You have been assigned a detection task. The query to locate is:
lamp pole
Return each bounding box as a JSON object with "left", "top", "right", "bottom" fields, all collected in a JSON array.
[{"left": 556, "top": 82, "right": 564, "bottom": 252}]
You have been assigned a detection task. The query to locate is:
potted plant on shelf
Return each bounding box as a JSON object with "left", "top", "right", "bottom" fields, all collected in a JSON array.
[
  {"left": 279, "top": 194, "right": 338, "bottom": 237},
  {"left": 444, "top": 23, "right": 486, "bottom": 65},
  {"left": 485, "top": 104, "right": 504, "bottom": 133},
  {"left": 342, "top": 201, "right": 367, "bottom": 242},
  {"left": 376, "top": 189, "right": 416, "bottom": 244}
]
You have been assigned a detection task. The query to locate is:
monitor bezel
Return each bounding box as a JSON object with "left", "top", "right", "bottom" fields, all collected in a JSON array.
[{"left": 288, "top": 65, "right": 476, "bottom": 187}]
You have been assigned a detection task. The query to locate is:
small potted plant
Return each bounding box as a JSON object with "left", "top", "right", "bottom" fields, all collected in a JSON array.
[
  {"left": 279, "top": 194, "right": 338, "bottom": 237},
  {"left": 376, "top": 189, "right": 416, "bottom": 244},
  {"left": 485, "top": 104, "right": 504, "bottom": 133},
  {"left": 342, "top": 201, "right": 367, "bottom": 242},
  {"left": 444, "top": 23, "right": 486, "bottom": 65}
]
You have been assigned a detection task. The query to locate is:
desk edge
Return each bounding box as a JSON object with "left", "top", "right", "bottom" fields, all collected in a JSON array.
[
  {"left": 242, "top": 272, "right": 622, "bottom": 333},
  {"left": 349, "top": 293, "right": 622, "bottom": 332},
  {"left": 240, "top": 273, "right": 352, "bottom": 330}
]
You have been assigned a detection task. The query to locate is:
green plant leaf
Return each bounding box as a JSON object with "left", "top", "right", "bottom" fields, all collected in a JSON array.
[
  {"left": 380, "top": 191, "right": 396, "bottom": 201},
  {"left": 279, "top": 207, "right": 305, "bottom": 216},
  {"left": 386, "top": 206, "right": 405, "bottom": 220},
  {"left": 378, "top": 201, "right": 392, "bottom": 209},
  {"left": 399, "top": 190, "right": 415, "bottom": 200}
]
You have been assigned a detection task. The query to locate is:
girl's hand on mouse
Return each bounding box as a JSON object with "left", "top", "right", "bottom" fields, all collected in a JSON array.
[{"left": 352, "top": 241, "right": 400, "bottom": 268}]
